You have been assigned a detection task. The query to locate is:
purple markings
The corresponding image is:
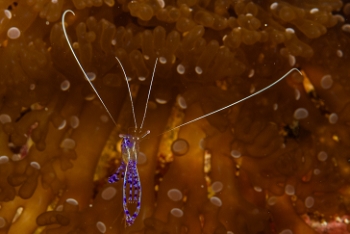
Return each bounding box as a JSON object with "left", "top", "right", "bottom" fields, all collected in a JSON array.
[
  {"left": 108, "top": 161, "right": 126, "bottom": 183},
  {"left": 133, "top": 188, "right": 138, "bottom": 201},
  {"left": 123, "top": 159, "right": 142, "bottom": 226},
  {"left": 108, "top": 174, "right": 117, "bottom": 183},
  {"left": 121, "top": 138, "right": 133, "bottom": 151},
  {"left": 109, "top": 158, "right": 142, "bottom": 226}
]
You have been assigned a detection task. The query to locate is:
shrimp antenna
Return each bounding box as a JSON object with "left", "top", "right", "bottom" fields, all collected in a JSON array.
[
  {"left": 162, "top": 68, "right": 302, "bottom": 134},
  {"left": 140, "top": 58, "right": 158, "bottom": 131},
  {"left": 115, "top": 57, "right": 138, "bottom": 130},
  {"left": 62, "top": 10, "right": 118, "bottom": 127}
]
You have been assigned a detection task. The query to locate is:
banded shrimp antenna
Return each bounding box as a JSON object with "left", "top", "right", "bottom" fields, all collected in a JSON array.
[
  {"left": 62, "top": 9, "right": 302, "bottom": 139},
  {"left": 161, "top": 67, "right": 302, "bottom": 135},
  {"left": 62, "top": 10, "right": 158, "bottom": 135},
  {"left": 61, "top": 10, "right": 117, "bottom": 127},
  {"left": 114, "top": 56, "right": 158, "bottom": 135}
]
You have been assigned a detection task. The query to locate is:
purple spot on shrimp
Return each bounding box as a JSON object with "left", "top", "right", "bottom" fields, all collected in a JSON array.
[
  {"left": 108, "top": 162, "right": 126, "bottom": 183},
  {"left": 121, "top": 138, "right": 133, "bottom": 150}
]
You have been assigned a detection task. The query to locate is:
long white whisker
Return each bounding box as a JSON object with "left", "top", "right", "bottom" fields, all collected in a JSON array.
[
  {"left": 62, "top": 10, "right": 118, "bottom": 127},
  {"left": 115, "top": 56, "right": 138, "bottom": 130},
  {"left": 139, "top": 58, "right": 158, "bottom": 131},
  {"left": 160, "top": 68, "right": 302, "bottom": 135}
]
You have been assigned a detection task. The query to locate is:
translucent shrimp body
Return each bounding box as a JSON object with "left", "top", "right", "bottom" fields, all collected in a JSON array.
[{"left": 108, "top": 135, "right": 142, "bottom": 226}]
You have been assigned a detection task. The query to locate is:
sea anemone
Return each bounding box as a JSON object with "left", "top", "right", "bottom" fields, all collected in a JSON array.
[{"left": 0, "top": 0, "right": 349, "bottom": 233}]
